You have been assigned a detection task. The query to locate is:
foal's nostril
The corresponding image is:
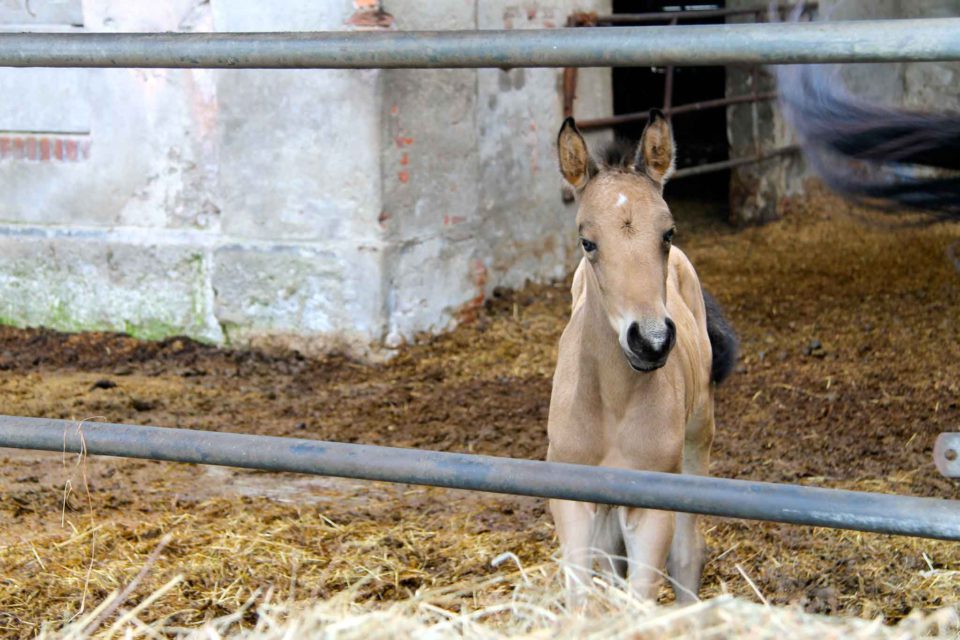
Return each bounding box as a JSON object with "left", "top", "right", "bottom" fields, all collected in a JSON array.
[
  {"left": 662, "top": 318, "right": 676, "bottom": 353},
  {"left": 626, "top": 322, "right": 644, "bottom": 353}
]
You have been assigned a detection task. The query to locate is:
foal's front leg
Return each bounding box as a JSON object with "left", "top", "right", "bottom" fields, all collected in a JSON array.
[
  {"left": 618, "top": 507, "right": 675, "bottom": 600},
  {"left": 668, "top": 404, "right": 715, "bottom": 604},
  {"left": 550, "top": 498, "right": 595, "bottom": 608}
]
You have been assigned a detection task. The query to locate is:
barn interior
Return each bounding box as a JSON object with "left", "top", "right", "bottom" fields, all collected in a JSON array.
[
  {"left": 0, "top": 1, "right": 959, "bottom": 637},
  {"left": 610, "top": 1, "right": 731, "bottom": 207}
]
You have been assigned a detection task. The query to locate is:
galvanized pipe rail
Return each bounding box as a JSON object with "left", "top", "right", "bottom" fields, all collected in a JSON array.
[
  {"left": 1, "top": 20, "right": 960, "bottom": 69},
  {"left": 1, "top": 415, "right": 959, "bottom": 541}
]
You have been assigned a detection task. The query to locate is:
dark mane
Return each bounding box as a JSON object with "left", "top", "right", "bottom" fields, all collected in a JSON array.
[{"left": 599, "top": 139, "right": 637, "bottom": 172}]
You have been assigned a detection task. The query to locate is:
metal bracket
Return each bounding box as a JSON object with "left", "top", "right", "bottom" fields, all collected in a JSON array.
[{"left": 934, "top": 433, "right": 960, "bottom": 478}]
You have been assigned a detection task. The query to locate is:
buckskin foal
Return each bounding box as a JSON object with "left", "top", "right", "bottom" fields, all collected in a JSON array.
[{"left": 547, "top": 111, "right": 737, "bottom": 605}]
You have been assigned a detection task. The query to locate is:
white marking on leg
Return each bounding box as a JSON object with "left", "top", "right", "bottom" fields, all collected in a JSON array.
[
  {"left": 551, "top": 499, "right": 597, "bottom": 609},
  {"left": 618, "top": 507, "right": 674, "bottom": 601}
]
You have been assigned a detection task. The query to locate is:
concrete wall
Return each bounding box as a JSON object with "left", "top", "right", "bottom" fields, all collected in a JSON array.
[
  {"left": 0, "top": 0, "right": 611, "bottom": 356},
  {"left": 726, "top": 0, "right": 960, "bottom": 224},
  {"left": 379, "top": 1, "right": 611, "bottom": 345}
]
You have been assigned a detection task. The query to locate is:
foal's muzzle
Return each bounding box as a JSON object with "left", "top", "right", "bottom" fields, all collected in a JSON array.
[{"left": 623, "top": 318, "right": 676, "bottom": 372}]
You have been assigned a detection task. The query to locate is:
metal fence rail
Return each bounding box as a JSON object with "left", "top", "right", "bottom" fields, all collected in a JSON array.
[
  {"left": 1, "top": 19, "right": 959, "bottom": 69},
  {"left": 1, "top": 415, "right": 959, "bottom": 541}
]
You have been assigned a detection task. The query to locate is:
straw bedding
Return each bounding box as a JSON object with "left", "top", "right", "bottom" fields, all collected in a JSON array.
[{"left": 1, "top": 189, "right": 958, "bottom": 637}]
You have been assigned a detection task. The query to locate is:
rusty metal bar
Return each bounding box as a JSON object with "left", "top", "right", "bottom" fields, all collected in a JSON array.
[
  {"left": 2, "top": 19, "right": 960, "bottom": 69},
  {"left": 562, "top": 67, "right": 578, "bottom": 119},
  {"left": 662, "top": 16, "right": 679, "bottom": 119},
  {"left": 671, "top": 145, "right": 800, "bottom": 179},
  {"left": 1, "top": 415, "right": 959, "bottom": 540},
  {"left": 577, "top": 91, "right": 778, "bottom": 130}
]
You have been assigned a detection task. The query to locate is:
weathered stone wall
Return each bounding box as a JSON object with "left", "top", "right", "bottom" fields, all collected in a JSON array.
[
  {"left": 0, "top": 0, "right": 611, "bottom": 356},
  {"left": 726, "top": 0, "right": 960, "bottom": 224},
  {"left": 379, "top": 0, "right": 611, "bottom": 345}
]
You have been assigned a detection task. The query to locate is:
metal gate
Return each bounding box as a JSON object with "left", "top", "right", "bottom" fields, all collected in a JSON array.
[{"left": 1, "top": 15, "right": 959, "bottom": 541}]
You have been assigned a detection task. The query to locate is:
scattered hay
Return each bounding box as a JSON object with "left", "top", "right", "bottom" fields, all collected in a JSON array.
[
  {"left": 4, "top": 489, "right": 959, "bottom": 638},
  {"left": 2, "top": 190, "right": 959, "bottom": 636},
  {"left": 41, "top": 562, "right": 960, "bottom": 639}
]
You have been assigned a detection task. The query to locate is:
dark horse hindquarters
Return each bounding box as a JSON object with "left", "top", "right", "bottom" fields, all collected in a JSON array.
[
  {"left": 702, "top": 290, "right": 738, "bottom": 385},
  {"left": 775, "top": 64, "right": 960, "bottom": 219}
]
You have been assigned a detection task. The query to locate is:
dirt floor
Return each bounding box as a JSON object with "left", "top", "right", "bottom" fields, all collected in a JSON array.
[{"left": 1, "top": 190, "right": 959, "bottom": 637}]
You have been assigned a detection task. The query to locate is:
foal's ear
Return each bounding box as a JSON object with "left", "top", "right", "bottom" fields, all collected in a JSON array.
[
  {"left": 633, "top": 109, "right": 675, "bottom": 186},
  {"left": 557, "top": 117, "right": 597, "bottom": 191}
]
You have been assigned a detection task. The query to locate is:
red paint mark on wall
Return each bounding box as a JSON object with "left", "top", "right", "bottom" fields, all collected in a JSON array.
[
  {"left": 457, "top": 260, "right": 490, "bottom": 324},
  {"left": 443, "top": 214, "right": 466, "bottom": 226},
  {"left": 399, "top": 152, "right": 409, "bottom": 166},
  {"left": 0, "top": 134, "right": 90, "bottom": 162},
  {"left": 390, "top": 104, "right": 399, "bottom": 116},
  {"left": 504, "top": 5, "right": 558, "bottom": 29},
  {"left": 346, "top": 0, "right": 395, "bottom": 29},
  {"left": 398, "top": 170, "right": 409, "bottom": 183},
  {"left": 394, "top": 136, "right": 414, "bottom": 148}
]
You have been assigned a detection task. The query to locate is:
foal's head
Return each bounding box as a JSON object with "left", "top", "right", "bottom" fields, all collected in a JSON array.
[{"left": 557, "top": 111, "right": 678, "bottom": 372}]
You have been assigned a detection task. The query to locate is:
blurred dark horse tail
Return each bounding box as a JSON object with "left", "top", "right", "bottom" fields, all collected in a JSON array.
[{"left": 773, "top": 62, "right": 960, "bottom": 219}]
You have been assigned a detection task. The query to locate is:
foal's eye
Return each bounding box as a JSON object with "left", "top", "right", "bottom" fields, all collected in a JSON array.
[
  {"left": 581, "top": 238, "right": 597, "bottom": 253},
  {"left": 662, "top": 228, "right": 675, "bottom": 246}
]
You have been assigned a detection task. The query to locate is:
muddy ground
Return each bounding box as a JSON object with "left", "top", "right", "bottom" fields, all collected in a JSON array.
[{"left": 0, "top": 191, "right": 958, "bottom": 637}]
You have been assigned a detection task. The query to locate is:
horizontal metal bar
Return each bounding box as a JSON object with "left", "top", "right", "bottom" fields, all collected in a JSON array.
[
  {"left": 1, "top": 19, "right": 959, "bottom": 69},
  {"left": 597, "top": 10, "right": 760, "bottom": 24},
  {"left": 577, "top": 92, "right": 779, "bottom": 130},
  {"left": 595, "top": 3, "right": 817, "bottom": 24},
  {"left": 935, "top": 432, "right": 960, "bottom": 478},
  {"left": 672, "top": 145, "right": 800, "bottom": 180},
  {"left": 0, "top": 415, "right": 958, "bottom": 540}
]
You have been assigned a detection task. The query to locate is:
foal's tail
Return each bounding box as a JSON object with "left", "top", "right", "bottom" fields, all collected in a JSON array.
[
  {"left": 703, "top": 290, "right": 738, "bottom": 385},
  {"left": 774, "top": 59, "right": 960, "bottom": 219}
]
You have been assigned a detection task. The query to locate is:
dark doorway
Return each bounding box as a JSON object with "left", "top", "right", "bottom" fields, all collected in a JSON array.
[{"left": 611, "top": 1, "right": 730, "bottom": 210}]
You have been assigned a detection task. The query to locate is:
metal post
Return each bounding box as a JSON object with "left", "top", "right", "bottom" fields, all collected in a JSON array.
[
  {"left": 563, "top": 67, "right": 578, "bottom": 118},
  {"left": 1, "top": 416, "right": 958, "bottom": 541},
  {"left": 935, "top": 433, "right": 960, "bottom": 477},
  {"left": 661, "top": 17, "right": 679, "bottom": 121},
  {"left": 0, "top": 20, "right": 959, "bottom": 69}
]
